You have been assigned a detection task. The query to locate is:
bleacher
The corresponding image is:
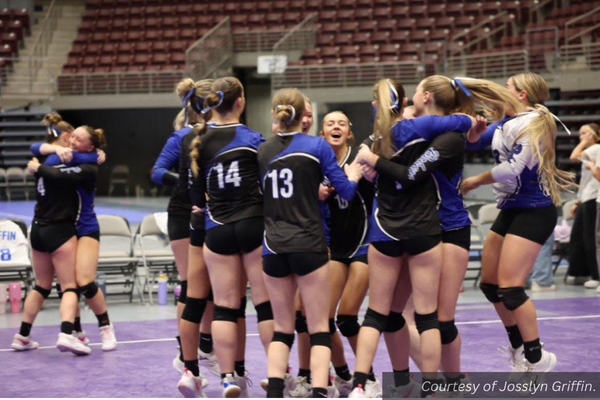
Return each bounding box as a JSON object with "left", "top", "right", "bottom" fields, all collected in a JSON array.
[
  {"left": 0, "top": 110, "right": 48, "bottom": 170},
  {"left": 0, "top": 7, "right": 31, "bottom": 85}
]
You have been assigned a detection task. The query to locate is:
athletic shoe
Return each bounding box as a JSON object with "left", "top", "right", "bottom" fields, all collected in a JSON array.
[
  {"left": 198, "top": 348, "right": 221, "bottom": 376},
  {"left": 222, "top": 374, "right": 242, "bottom": 398},
  {"left": 75, "top": 330, "right": 90, "bottom": 345},
  {"left": 499, "top": 345, "right": 526, "bottom": 382},
  {"left": 584, "top": 280, "right": 600, "bottom": 289},
  {"left": 365, "top": 377, "right": 383, "bottom": 398},
  {"left": 289, "top": 376, "right": 311, "bottom": 398},
  {"left": 348, "top": 385, "right": 366, "bottom": 398},
  {"left": 521, "top": 349, "right": 557, "bottom": 373},
  {"left": 178, "top": 369, "right": 208, "bottom": 398},
  {"left": 11, "top": 333, "right": 39, "bottom": 351},
  {"left": 596, "top": 285, "right": 600, "bottom": 295},
  {"left": 173, "top": 354, "right": 185, "bottom": 373},
  {"left": 388, "top": 380, "right": 421, "bottom": 398},
  {"left": 234, "top": 370, "right": 252, "bottom": 398},
  {"left": 260, "top": 372, "right": 296, "bottom": 397},
  {"left": 565, "top": 276, "right": 589, "bottom": 285},
  {"left": 56, "top": 332, "right": 91, "bottom": 355},
  {"left": 334, "top": 375, "right": 353, "bottom": 397},
  {"left": 327, "top": 385, "right": 340, "bottom": 398},
  {"left": 99, "top": 324, "right": 117, "bottom": 351},
  {"left": 531, "top": 282, "right": 556, "bottom": 292}
]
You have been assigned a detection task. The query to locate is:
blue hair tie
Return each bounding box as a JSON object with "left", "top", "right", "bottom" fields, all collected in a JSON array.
[
  {"left": 212, "top": 91, "right": 224, "bottom": 109},
  {"left": 181, "top": 88, "right": 195, "bottom": 125},
  {"left": 387, "top": 80, "right": 400, "bottom": 110},
  {"left": 451, "top": 77, "right": 472, "bottom": 98},
  {"left": 191, "top": 96, "right": 205, "bottom": 114}
]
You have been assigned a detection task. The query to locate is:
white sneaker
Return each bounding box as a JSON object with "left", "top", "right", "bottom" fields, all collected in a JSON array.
[
  {"left": 521, "top": 349, "right": 557, "bottom": 373},
  {"left": 348, "top": 385, "right": 367, "bottom": 398},
  {"left": 333, "top": 375, "right": 353, "bottom": 397},
  {"left": 327, "top": 385, "right": 340, "bottom": 398},
  {"left": 222, "top": 374, "right": 242, "bottom": 398},
  {"left": 566, "top": 276, "right": 590, "bottom": 285},
  {"left": 178, "top": 369, "right": 208, "bottom": 398},
  {"left": 365, "top": 377, "right": 382, "bottom": 398},
  {"left": 498, "top": 345, "right": 526, "bottom": 382},
  {"left": 584, "top": 280, "right": 600, "bottom": 289},
  {"left": 531, "top": 282, "right": 556, "bottom": 292},
  {"left": 234, "top": 370, "right": 252, "bottom": 398},
  {"left": 56, "top": 332, "right": 91, "bottom": 355},
  {"left": 75, "top": 330, "right": 90, "bottom": 345},
  {"left": 289, "top": 376, "right": 311, "bottom": 398},
  {"left": 11, "top": 333, "right": 39, "bottom": 351},
  {"left": 388, "top": 379, "right": 420, "bottom": 398},
  {"left": 99, "top": 324, "right": 117, "bottom": 351},
  {"left": 173, "top": 354, "right": 185, "bottom": 373},
  {"left": 199, "top": 348, "right": 221, "bottom": 376}
]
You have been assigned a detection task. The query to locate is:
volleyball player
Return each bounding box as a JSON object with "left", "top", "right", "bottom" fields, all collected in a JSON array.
[
  {"left": 259, "top": 87, "right": 362, "bottom": 398},
  {"left": 461, "top": 72, "right": 575, "bottom": 374},
  {"left": 189, "top": 77, "right": 274, "bottom": 397}
]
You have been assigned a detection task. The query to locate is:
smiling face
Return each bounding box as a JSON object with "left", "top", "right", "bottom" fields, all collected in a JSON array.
[
  {"left": 70, "top": 127, "right": 95, "bottom": 152},
  {"left": 321, "top": 111, "right": 352, "bottom": 149},
  {"left": 301, "top": 100, "right": 313, "bottom": 134}
]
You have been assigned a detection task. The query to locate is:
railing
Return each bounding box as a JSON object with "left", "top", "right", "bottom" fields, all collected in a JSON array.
[
  {"left": 27, "top": 0, "right": 61, "bottom": 93},
  {"left": 528, "top": 0, "right": 557, "bottom": 24},
  {"left": 440, "top": 50, "right": 529, "bottom": 79},
  {"left": 272, "top": 14, "right": 316, "bottom": 53},
  {"left": 57, "top": 71, "right": 185, "bottom": 95},
  {"left": 525, "top": 26, "right": 559, "bottom": 72},
  {"left": 272, "top": 62, "right": 424, "bottom": 90},
  {"left": 233, "top": 30, "right": 289, "bottom": 52},
  {"left": 565, "top": 5, "right": 600, "bottom": 44},
  {"left": 449, "top": 11, "right": 509, "bottom": 56},
  {"left": 185, "top": 17, "right": 233, "bottom": 80},
  {"left": 559, "top": 42, "right": 600, "bottom": 71}
]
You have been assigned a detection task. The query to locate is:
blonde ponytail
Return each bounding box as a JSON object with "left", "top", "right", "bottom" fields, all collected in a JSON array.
[{"left": 371, "top": 79, "right": 403, "bottom": 158}]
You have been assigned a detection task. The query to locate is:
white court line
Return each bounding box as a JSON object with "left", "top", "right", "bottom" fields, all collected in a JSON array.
[
  {"left": 1, "top": 314, "right": 598, "bottom": 352},
  {"left": 0, "top": 211, "right": 32, "bottom": 220}
]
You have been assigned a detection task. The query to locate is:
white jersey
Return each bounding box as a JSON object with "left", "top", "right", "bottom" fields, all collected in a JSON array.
[
  {"left": 490, "top": 111, "right": 553, "bottom": 209},
  {"left": 0, "top": 220, "right": 30, "bottom": 266},
  {"left": 579, "top": 144, "right": 600, "bottom": 203}
]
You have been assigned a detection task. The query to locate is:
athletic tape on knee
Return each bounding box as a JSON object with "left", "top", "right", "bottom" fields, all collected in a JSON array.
[
  {"left": 272, "top": 331, "right": 295, "bottom": 349},
  {"left": 414, "top": 310, "right": 439, "bottom": 334},
  {"left": 237, "top": 296, "right": 247, "bottom": 319},
  {"left": 328, "top": 318, "right": 336, "bottom": 335},
  {"left": 439, "top": 319, "right": 459, "bottom": 344},
  {"left": 182, "top": 297, "right": 207, "bottom": 324},
  {"left": 362, "top": 308, "right": 388, "bottom": 333},
  {"left": 336, "top": 314, "right": 360, "bottom": 337},
  {"left": 34, "top": 284, "right": 51, "bottom": 299},
  {"left": 480, "top": 283, "right": 501, "bottom": 303},
  {"left": 213, "top": 305, "right": 238, "bottom": 323},
  {"left": 80, "top": 281, "right": 99, "bottom": 299},
  {"left": 255, "top": 301, "right": 274, "bottom": 322},
  {"left": 497, "top": 287, "right": 529, "bottom": 311},
  {"left": 178, "top": 280, "right": 187, "bottom": 304},
  {"left": 309, "top": 332, "right": 332, "bottom": 349},
  {"left": 295, "top": 311, "right": 308, "bottom": 334},
  {"left": 384, "top": 311, "right": 406, "bottom": 333}
]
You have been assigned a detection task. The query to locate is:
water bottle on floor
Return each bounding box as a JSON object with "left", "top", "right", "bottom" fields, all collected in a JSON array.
[
  {"left": 157, "top": 273, "right": 168, "bottom": 305},
  {"left": 9, "top": 283, "right": 21, "bottom": 313}
]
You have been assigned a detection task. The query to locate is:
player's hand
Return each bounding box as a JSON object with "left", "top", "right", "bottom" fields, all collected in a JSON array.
[
  {"left": 345, "top": 158, "right": 363, "bottom": 182},
  {"left": 56, "top": 147, "right": 73, "bottom": 163},
  {"left": 27, "top": 157, "right": 41, "bottom": 174},
  {"left": 361, "top": 164, "right": 378, "bottom": 182},
  {"left": 460, "top": 176, "right": 482, "bottom": 195},
  {"left": 97, "top": 149, "right": 106, "bottom": 165},
  {"left": 356, "top": 143, "right": 378, "bottom": 167},
  {"left": 318, "top": 184, "right": 334, "bottom": 201}
]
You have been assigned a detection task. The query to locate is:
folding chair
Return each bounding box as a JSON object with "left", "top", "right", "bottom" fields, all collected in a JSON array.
[{"left": 0, "top": 219, "right": 33, "bottom": 302}]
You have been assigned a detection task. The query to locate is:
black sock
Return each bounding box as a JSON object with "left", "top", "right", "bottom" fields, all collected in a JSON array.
[
  {"left": 393, "top": 369, "right": 410, "bottom": 387},
  {"left": 199, "top": 333, "right": 213, "bottom": 353},
  {"left": 312, "top": 387, "right": 327, "bottom": 398},
  {"left": 353, "top": 372, "right": 368, "bottom": 389},
  {"left": 60, "top": 321, "right": 74, "bottom": 335},
  {"left": 505, "top": 324, "right": 524, "bottom": 349},
  {"left": 334, "top": 364, "right": 352, "bottom": 381},
  {"left": 445, "top": 374, "right": 461, "bottom": 392},
  {"left": 524, "top": 338, "right": 542, "bottom": 364},
  {"left": 267, "top": 377, "right": 285, "bottom": 398},
  {"left": 368, "top": 367, "right": 376, "bottom": 382},
  {"left": 184, "top": 359, "right": 200, "bottom": 377},
  {"left": 234, "top": 360, "right": 245, "bottom": 377},
  {"left": 95, "top": 312, "right": 110, "bottom": 327},
  {"left": 176, "top": 336, "right": 183, "bottom": 362},
  {"left": 74, "top": 317, "right": 82, "bottom": 332},
  {"left": 298, "top": 368, "right": 311, "bottom": 383},
  {"left": 421, "top": 378, "right": 443, "bottom": 398},
  {"left": 19, "top": 322, "right": 32, "bottom": 337}
]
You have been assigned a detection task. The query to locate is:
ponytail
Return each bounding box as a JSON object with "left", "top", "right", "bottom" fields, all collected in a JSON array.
[{"left": 371, "top": 79, "right": 403, "bottom": 158}]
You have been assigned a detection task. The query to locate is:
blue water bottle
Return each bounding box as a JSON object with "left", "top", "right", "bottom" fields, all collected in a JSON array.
[{"left": 157, "top": 273, "right": 168, "bottom": 305}]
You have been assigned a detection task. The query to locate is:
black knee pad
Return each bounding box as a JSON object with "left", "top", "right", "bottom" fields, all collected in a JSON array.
[
  {"left": 80, "top": 281, "right": 99, "bottom": 299},
  {"left": 272, "top": 331, "right": 295, "bottom": 349},
  {"left": 213, "top": 305, "right": 239, "bottom": 323},
  {"left": 329, "top": 318, "right": 336, "bottom": 334},
  {"left": 182, "top": 297, "right": 207, "bottom": 324},
  {"left": 309, "top": 332, "right": 332, "bottom": 349},
  {"left": 295, "top": 311, "right": 308, "bottom": 334},
  {"left": 237, "top": 296, "right": 247, "bottom": 319},
  {"left": 414, "top": 311, "right": 439, "bottom": 334},
  {"left": 336, "top": 314, "right": 360, "bottom": 337},
  {"left": 255, "top": 301, "right": 274, "bottom": 322},
  {"left": 207, "top": 288, "right": 214, "bottom": 302},
  {"left": 362, "top": 308, "right": 388, "bottom": 333},
  {"left": 384, "top": 311, "right": 406, "bottom": 333},
  {"left": 178, "top": 280, "right": 187, "bottom": 304},
  {"left": 33, "top": 284, "right": 51, "bottom": 299},
  {"left": 439, "top": 319, "right": 459, "bottom": 345},
  {"left": 497, "top": 287, "right": 529, "bottom": 311},
  {"left": 480, "top": 283, "right": 501, "bottom": 303}
]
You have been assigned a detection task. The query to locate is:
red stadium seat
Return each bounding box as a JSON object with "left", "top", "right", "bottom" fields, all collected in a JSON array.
[
  {"left": 379, "top": 43, "right": 400, "bottom": 56},
  {"left": 355, "top": 8, "right": 373, "bottom": 21},
  {"left": 371, "top": 31, "right": 390, "bottom": 44}
]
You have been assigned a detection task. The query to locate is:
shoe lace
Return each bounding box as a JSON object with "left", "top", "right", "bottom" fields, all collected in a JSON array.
[{"left": 99, "top": 327, "right": 112, "bottom": 340}]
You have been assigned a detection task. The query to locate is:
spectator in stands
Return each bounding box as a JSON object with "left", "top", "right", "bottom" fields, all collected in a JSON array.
[{"left": 567, "top": 123, "right": 600, "bottom": 289}]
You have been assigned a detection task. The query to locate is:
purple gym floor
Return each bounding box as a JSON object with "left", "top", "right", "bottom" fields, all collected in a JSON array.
[{"left": 0, "top": 297, "right": 598, "bottom": 398}]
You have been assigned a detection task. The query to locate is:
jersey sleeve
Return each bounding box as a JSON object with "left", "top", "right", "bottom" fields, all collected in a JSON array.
[
  {"left": 374, "top": 132, "right": 464, "bottom": 188},
  {"left": 30, "top": 142, "right": 43, "bottom": 156},
  {"left": 68, "top": 151, "right": 99, "bottom": 166},
  {"left": 491, "top": 135, "right": 534, "bottom": 183},
  {"left": 318, "top": 138, "right": 357, "bottom": 201},
  {"left": 407, "top": 115, "right": 472, "bottom": 141},
  {"left": 151, "top": 135, "right": 181, "bottom": 186},
  {"left": 466, "top": 122, "right": 496, "bottom": 152},
  {"left": 37, "top": 164, "right": 96, "bottom": 185}
]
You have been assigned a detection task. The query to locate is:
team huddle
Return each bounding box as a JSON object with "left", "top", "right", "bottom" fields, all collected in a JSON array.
[{"left": 11, "top": 71, "right": 573, "bottom": 399}]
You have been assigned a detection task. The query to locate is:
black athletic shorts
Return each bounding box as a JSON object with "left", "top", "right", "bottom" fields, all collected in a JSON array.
[
  {"left": 372, "top": 234, "right": 442, "bottom": 257},
  {"left": 490, "top": 205, "right": 557, "bottom": 245},
  {"left": 441, "top": 226, "right": 471, "bottom": 251},
  {"left": 189, "top": 212, "right": 205, "bottom": 248},
  {"left": 77, "top": 231, "right": 100, "bottom": 241},
  {"left": 263, "top": 252, "right": 330, "bottom": 278},
  {"left": 168, "top": 214, "right": 191, "bottom": 241},
  {"left": 30, "top": 220, "right": 76, "bottom": 254},
  {"left": 331, "top": 253, "right": 368, "bottom": 266},
  {"left": 205, "top": 216, "right": 263, "bottom": 255}
]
